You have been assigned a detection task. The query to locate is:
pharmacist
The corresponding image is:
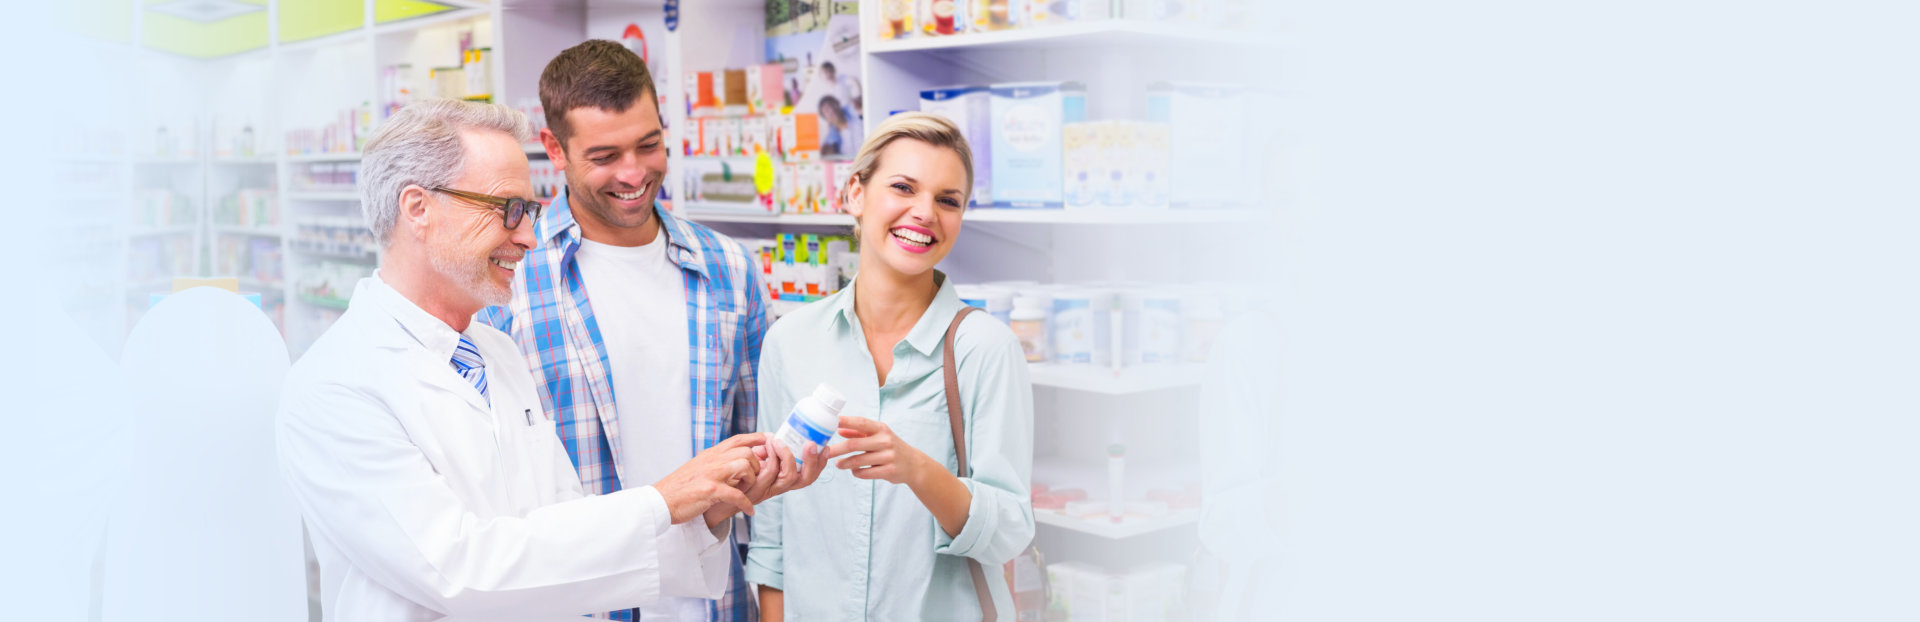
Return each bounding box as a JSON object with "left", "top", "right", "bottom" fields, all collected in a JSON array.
[{"left": 276, "top": 99, "right": 804, "bottom": 621}]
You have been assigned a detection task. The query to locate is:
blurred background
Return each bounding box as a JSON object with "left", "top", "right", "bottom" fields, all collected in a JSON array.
[
  {"left": 28, "top": 0, "right": 1280, "bottom": 620},
  {"left": 21, "top": 0, "right": 1920, "bottom": 621}
]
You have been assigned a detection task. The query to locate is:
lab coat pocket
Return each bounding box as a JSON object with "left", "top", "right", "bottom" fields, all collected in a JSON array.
[
  {"left": 509, "top": 417, "right": 563, "bottom": 510},
  {"left": 889, "top": 410, "right": 959, "bottom": 476}
]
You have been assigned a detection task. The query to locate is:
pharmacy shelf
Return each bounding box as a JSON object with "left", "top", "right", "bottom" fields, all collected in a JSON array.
[
  {"left": 212, "top": 157, "right": 277, "bottom": 165},
  {"left": 212, "top": 224, "right": 285, "bottom": 236},
  {"left": 679, "top": 205, "right": 856, "bottom": 226},
  {"left": 74, "top": 191, "right": 126, "bottom": 204},
  {"left": 1034, "top": 508, "right": 1199, "bottom": 539},
  {"left": 128, "top": 225, "right": 200, "bottom": 237},
  {"left": 286, "top": 191, "right": 361, "bottom": 202},
  {"left": 965, "top": 207, "right": 1268, "bottom": 224},
  {"left": 287, "top": 153, "right": 362, "bottom": 163},
  {"left": 867, "top": 19, "right": 1271, "bottom": 55},
  {"left": 127, "top": 280, "right": 179, "bottom": 294},
  {"left": 288, "top": 240, "right": 379, "bottom": 259},
  {"left": 238, "top": 279, "right": 287, "bottom": 294},
  {"left": 1027, "top": 363, "right": 1203, "bottom": 394},
  {"left": 298, "top": 294, "right": 353, "bottom": 310},
  {"left": 681, "top": 205, "right": 1263, "bottom": 226},
  {"left": 135, "top": 157, "right": 203, "bottom": 165}
]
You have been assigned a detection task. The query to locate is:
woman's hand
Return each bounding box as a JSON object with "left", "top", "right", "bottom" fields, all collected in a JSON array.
[
  {"left": 829, "top": 415, "right": 975, "bottom": 537},
  {"left": 826, "top": 415, "right": 933, "bottom": 486}
]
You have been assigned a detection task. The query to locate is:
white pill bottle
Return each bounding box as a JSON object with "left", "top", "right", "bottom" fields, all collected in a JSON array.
[{"left": 773, "top": 383, "right": 847, "bottom": 464}]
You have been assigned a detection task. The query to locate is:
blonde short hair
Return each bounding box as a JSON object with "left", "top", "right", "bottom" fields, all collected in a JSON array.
[{"left": 845, "top": 111, "right": 974, "bottom": 205}]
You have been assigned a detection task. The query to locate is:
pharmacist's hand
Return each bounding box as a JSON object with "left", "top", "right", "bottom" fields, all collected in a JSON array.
[
  {"left": 656, "top": 433, "right": 765, "bottom": 524},
  {"left": 826, "top": 416, "right": 929, "bottom": 486},
  {"left": 760, "top": 438, "right": 831, "bottom": 501}
]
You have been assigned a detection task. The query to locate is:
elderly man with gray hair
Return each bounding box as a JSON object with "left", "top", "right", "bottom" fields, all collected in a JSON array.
[{"left": 277, "top": 99, "right": 795, "bottom": 622}]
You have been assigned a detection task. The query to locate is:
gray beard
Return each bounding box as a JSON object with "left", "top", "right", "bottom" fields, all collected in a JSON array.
[{"left": 429, "top": 241, "right": 511, "bottom": 308}]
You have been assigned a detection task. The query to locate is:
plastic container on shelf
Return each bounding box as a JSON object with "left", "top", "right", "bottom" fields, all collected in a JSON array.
[
  {"left": 1049, "top": 289, "right": 1095, "bottom": 364},
  {"left": 1009, "top": 294, "right": 1049, "bottom": 362}
]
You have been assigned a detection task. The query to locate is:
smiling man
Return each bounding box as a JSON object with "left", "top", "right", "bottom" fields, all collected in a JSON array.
[
  {"left": 478, "top": 41, "right": 804, "bottom": 622},
  {"left": 277, "top": 99, "right": 804, "bottom": 621}
]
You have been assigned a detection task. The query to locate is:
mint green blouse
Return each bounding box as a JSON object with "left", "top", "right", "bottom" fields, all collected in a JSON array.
[{"left": 746, "top": 272, "right": 1035, "bottom": 620}]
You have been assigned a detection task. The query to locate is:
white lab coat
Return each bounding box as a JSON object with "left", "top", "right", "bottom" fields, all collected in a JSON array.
[{"left": 278, "top": 275, "right": 731, "bottom": 622}]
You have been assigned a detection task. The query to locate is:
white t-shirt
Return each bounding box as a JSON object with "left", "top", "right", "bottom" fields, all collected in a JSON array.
[{"left": 575, "top": 234, "right": 702, "bottom": 621}]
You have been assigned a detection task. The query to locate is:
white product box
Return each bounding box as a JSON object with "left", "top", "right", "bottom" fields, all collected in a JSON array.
[
  {"left": 1123, "top": 0, "right": 1217, "bottom": 24},
  {"left": 1063, "top": 121, "right": 1099, "bottom": 208},
  {"left": 744, "top": 116, "right": 770, "bottom": 156},
  {"left": 1029, "top": 0, "right": 1110, "bottom": 25},
  {"left": 1147, "top": 82, "right": 1246, "bottom": 208},
  {"left": 826, "top": 160, "right": 854, "bottom": 213},
  {"left": 919, "top": 85, "right": 994, "bottom": 206},
  {"left": 990, "top": 82, "right": 1086, "bottom": 208},
  {"left": 1133, "top": 122, "right": 1171, "bottom": 208},
  {"left": 680, "top": 157, "right": 763, "bottom": 207}
]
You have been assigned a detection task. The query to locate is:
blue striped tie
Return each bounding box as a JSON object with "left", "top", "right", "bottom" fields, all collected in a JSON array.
[{"left": 450, "top": 334, "right": 490, "bottom": 408}]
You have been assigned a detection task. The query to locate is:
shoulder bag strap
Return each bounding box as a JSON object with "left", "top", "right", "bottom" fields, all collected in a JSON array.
[{"left": 942, "top": 305, "right": 997, "bottom": 622}]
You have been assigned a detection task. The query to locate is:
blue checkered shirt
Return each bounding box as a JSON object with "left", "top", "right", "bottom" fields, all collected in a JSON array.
[{"left": 478, "top": 191, "right": 769, "bottom": 621}]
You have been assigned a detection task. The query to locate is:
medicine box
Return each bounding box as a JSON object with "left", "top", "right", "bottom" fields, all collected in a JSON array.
[
  {"left": 1147, "top": 82, "right": 1246, "bottom": 207},
  {"left": 1063, "top": 121, "right": 1099, "bottom": 208},
  {"left": 919, "top": 85, "right": 993, "bottom": 206},
  {"left": 990, "top": 81, "right": 1086, "bottom": 208},
  {"left": 747, "top": 63, "right": 784, "bottom": 114},
  {"left": 679, "top": 157, "right": 762, "bottom": 207}
]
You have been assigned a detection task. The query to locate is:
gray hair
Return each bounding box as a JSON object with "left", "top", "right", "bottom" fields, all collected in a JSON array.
[{"left": 361, "top": 99, "right": 533, "bottom": 246}]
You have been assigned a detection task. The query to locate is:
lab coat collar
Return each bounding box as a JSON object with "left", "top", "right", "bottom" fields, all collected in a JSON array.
[
  {"left": 357, "top": 272, "right": 491, "bottom": 414},
  {"left": 832, "top": 270, "right": 965, "bottom": 358}
]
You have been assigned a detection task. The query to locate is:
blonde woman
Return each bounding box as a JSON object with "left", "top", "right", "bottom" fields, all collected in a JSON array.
[{"left": 746, "top": 112, "right": 1035, "bottom": 621}]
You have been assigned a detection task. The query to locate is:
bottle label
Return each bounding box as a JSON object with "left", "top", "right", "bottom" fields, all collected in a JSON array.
[{"left": 777, "top": 408, "right": 835, "bottom": 462}]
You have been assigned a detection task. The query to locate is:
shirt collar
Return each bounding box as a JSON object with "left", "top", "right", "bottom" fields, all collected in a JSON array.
[
  {"left": 833, "top": 270, "right": 966, "bottom": 357},
  {"left": 542, "top": 188, "right": 707, "bottom": 276},
  {"left": 359, "top": 270, "right": 465, "bottom": 361}
]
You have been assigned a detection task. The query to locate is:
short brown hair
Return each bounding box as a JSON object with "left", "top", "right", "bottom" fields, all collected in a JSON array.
[{"left": 538, "top": 39, "right": 657, "bottom": 148}]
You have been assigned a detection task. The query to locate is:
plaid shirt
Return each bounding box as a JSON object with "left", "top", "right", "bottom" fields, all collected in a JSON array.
[{"left": 478, "top": 191, "right": 768, "bottom": 622}]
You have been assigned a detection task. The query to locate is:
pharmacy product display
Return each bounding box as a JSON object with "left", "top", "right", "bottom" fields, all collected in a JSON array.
[
  {"left": 680, "top": 64, "right": 857, "bottom": 215},
  {"left": 212, "top": 189, "right": 278, "bottom": 228},
  {"left": 212, "top": 237, "right": 285, "bottom": 286},
  {"left": 291, "top": 162, "right": 359, "bottom": 193},
  {"left": 285, "top": 104, "right": 377, "bottom": 156},
  {"left": 918, "top": 86, "right": 994, "bottom": 205},
  {"left": 739, "top": 233, "right": 859, "bottom": 320},
  {"left": 290, "top": 217, "right": 378, "bottom": 258},
  {"left": 922, "top": 81, "right": 1247, "bottom": 210},
  {"left": 289, "top": 41, "right": 496, "bottom": 157},
  {"left": 1046, "top": 561, "right": 1189, "bottom": 622},
  {"left": 297, "top": 260, "right": 374, "bottom": 308},
  {"left": 952, "top": 280, "right": 1239, "bottom": 367},
  {"left": 876, "top": 0, "right": 1256, "bottom": 40},
  {"left": 133, "top": 189, "right": 199, "bottom": 228}
]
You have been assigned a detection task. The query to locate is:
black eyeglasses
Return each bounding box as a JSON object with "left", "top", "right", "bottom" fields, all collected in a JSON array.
[{"left": 431, "top": 186, "right": 544, "bottom": 229}]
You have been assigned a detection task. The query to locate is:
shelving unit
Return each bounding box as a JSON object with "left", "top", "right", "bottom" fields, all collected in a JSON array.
[
  {"left": 87, "top": 4, "right": 1260, "bottom": 616},
  {"left": 286, "top": 153, "right": 362, "bottom": 163},
  {"left": 1027, "top": 363, "right": 1205, "bottom": 394},
  {"left": 1035, "top": 508, "right": 1200, "bottom": 540},
  {"left": 285, "top": 191, "right": 361, "bottom": 202},
  {"left": 830, "top": 4, "right": 1265, "bottom": 599},
  {"left": 865, "top": 18, "right": 1274, "bottom": 55}
]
